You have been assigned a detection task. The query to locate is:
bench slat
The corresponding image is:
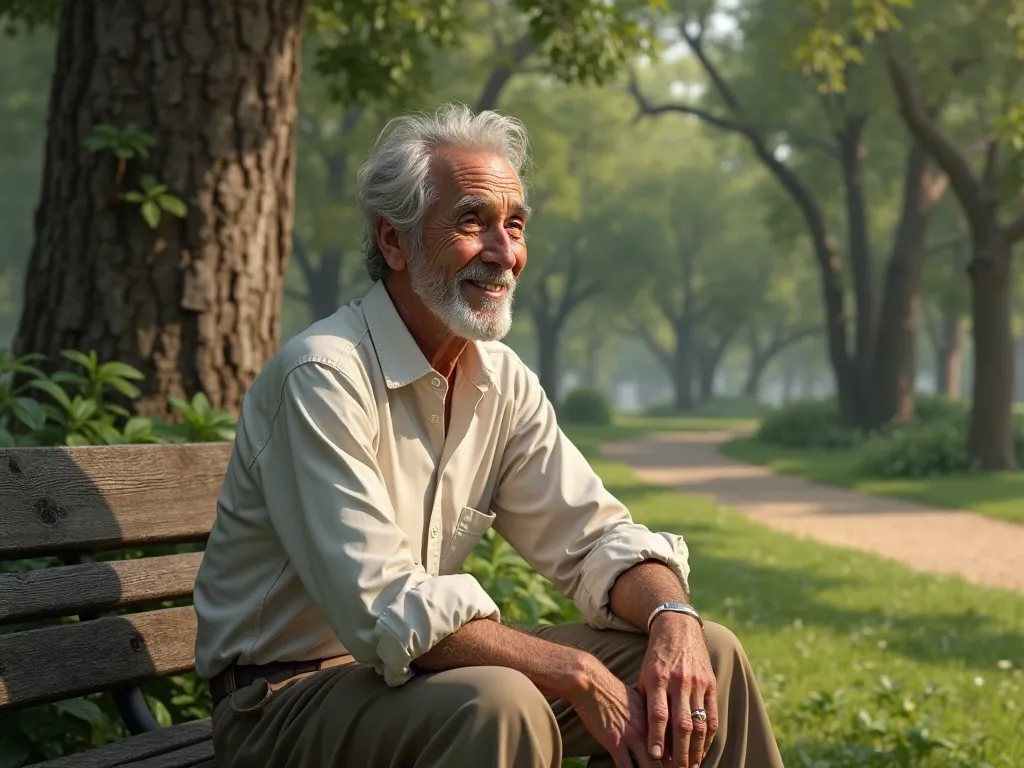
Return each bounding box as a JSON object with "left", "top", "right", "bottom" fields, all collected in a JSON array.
[
  {"left": 0, "top": 606, "right": 198, "bottom": 710},
  {"left": 0, "top": 552, "right": 204, "bottom": 623},
  {"left": 36, "top": 719, "right": 213, "bottom": 767},
  {"left": 0, "top": 443, "right": 231, "bottom": 558}
]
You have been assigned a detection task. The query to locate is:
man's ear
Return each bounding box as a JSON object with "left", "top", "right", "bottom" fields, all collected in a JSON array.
[{"left": 374, "top": 215, "right": 408, "bottom": 272}]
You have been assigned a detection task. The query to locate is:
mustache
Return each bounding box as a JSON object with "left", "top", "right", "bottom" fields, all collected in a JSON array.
[{"left": 456, "top": 263, "right": 517, "bottom": 288}]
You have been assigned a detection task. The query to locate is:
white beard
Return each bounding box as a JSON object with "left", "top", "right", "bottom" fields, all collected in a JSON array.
[{"left": 408, "top": 246, "right": 516, "bottom": 342}]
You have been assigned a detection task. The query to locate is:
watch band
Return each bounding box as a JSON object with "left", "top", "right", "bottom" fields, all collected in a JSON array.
[{"left": 646, "top": 602, "right": 703, "bottom": 633}]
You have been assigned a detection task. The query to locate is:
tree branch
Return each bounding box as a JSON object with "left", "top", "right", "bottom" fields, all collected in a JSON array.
[
  {"left": 1006, "top": 214, "right": 1024, "bottom": 245},
  {"left": 883, "top": 47, "right": 984, "bottom": 229}
]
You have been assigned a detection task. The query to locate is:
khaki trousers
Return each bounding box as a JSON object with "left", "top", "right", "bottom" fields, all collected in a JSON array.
[{"left": 210, "top": 621, "right": 784, "bottom": 767}]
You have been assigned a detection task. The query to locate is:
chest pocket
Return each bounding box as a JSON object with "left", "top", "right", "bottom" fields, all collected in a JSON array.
[{"left": 439, "top": 506, "right": 496, "bottom": 575}]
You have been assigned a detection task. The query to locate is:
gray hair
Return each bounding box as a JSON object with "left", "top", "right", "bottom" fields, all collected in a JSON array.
[{"left": 355, "top": 102, "right": 532, "bottom": 282}]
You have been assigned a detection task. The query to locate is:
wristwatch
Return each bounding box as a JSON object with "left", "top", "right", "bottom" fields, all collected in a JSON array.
[{"left": 646, "top": 601, "right": 703, "bottom": 633}]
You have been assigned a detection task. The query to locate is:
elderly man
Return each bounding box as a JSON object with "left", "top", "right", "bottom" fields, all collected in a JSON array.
[{"left": 193, "top": 103, "right": 783, "bottom": 768}]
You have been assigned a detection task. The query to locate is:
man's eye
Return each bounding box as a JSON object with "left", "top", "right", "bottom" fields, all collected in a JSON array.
[{"left": 459, "top": 215, "right": 481, "bottom": 227}]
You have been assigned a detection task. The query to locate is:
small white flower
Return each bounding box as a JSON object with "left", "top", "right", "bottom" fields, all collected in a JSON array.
[
  {"left": 973, "top": 676, "right": 984, "bottom": 687},
  {"left": 997, "top": 659, "right": 1013, "bottom": 671}
]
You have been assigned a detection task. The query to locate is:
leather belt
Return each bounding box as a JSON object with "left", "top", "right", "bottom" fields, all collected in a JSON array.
[{"left": 209, "top": 659, "right": 326, "bottom": 709}]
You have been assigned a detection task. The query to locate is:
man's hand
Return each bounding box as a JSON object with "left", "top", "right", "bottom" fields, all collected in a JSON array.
[
  {"left": 567, "top": 656, "right": 661, "bottom": 768},
  {"left": 639, "top": 613, "right": 718, "bottom": 768}
]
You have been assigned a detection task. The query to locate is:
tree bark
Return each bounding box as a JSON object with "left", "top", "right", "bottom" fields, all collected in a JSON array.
[
  {"left": 934, "top": 311, "right": 963, "bottom": 398},
  {"left": 967, "top": 239, "right": 1016, "bottom": 468},
  {"left": 885, "top": 50, "right": 1024, "bottom": 469},
  {"left": 475, "top": 33, "right": 536, "bottom": 111},
  {"left": 15, "top": 0, "right": 306, "bottom": 417},
  {"left": 870, "top": 139, "right": 946, "bottom": 427},
  {"left": 836, "top": 113, "right": 876, "bottom": 423},
  {"left": 533, "top": 315, "right": 560, "bottom": 403}
]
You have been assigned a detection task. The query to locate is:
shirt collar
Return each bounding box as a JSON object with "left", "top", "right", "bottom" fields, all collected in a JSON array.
[{"left": 362, "top": 280, "right": 501, "bottom": 394}]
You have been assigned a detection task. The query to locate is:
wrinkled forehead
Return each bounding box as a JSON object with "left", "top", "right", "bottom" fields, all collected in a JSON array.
[{"left": 430, "top": 146, "right": 529, "bottom": 217}]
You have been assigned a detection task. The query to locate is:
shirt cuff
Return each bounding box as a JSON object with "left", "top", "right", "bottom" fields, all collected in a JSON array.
[
  {"left": 372, "top": 573, "right": 501, "bottom": 686},
  {"left": 576, "top": 525, "right": 691, "bottom": 633}
]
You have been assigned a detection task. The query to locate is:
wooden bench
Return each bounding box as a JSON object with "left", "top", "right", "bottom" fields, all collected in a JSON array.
[{"left": 1, "top": 442, "right": 233, "bottom": 767}]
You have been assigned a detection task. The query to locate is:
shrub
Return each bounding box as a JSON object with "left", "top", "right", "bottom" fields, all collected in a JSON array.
[
  {"left": 643, "top": 395, "right": 767, "bottom": 419},
  {"left": 560, "top": 387, "right": 612, "bottom": 426},
  {"left": 910, "top": 395, "right": 970, "bottom": 426},
  {"left": 0, "top": 350, "right": 235, "bottom": 447},
  {"left": 858, "top": 420, "right": 979, "bottom": 478},
  {"left": 757, "top": 399, "right": 861, "bottom": 449}
]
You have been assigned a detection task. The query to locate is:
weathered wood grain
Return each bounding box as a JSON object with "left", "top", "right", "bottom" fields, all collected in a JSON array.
[
  {"left": 0, "top": 606, "right": 198, "bottom": 709},
  {"left": 35, "top": 719, "right": 213, "bottom": 767},
  {"left": 0, "top": 443, "right": 231, "bottom": 558},
  {"left": 0, "top": 552, "right": 203, "bottom": 623}
]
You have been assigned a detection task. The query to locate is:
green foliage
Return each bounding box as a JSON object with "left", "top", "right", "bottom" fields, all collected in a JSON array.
[
  {"left": 757, "top": 399, "right": 862, "bottom": 449},
  {"left": 122, "top": 174, "right": 187, "bottom": 230},
  {"left": 644, "top": 396, "right": 769, "bottom": 420},
  {"left": 461, "top": 530, "right": 580, "bottom": 628},
  {"left": 858, "top": 420, "right": 980, "bottom": 478},
  {"left": 83, "top": 123, "right": 156, "bottom": 161},
  {"left": 560, "top": 387, "right": 613, "bottom": 425},
  {"left": 788, "top": 675, "right": 1006, "bottom": 767},
  {"left": 857, "top": 403, "right": 1024, "bottom": 479},
  {"left": 84, "top": 124, "right": 187, "bottom": 230},
  {"left": 0, "top": 349, "right": 235, "bottom": 447}
]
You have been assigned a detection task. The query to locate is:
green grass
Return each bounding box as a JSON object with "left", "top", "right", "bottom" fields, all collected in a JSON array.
[
  {"left": 564, "top": 422, "right": 1024, "bottom": 767},
  {"left": 721, "top": 436, "right": 1024, "bottom": 525}
]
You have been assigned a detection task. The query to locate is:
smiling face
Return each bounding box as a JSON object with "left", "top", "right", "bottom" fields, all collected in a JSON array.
[{"left": 406, "top": 146, "right": 530, "bottom": 341}]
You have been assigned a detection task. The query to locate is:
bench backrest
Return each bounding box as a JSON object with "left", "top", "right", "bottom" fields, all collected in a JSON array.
[{"left": 0, "top": 443, "right": 232, "bottom": 712}]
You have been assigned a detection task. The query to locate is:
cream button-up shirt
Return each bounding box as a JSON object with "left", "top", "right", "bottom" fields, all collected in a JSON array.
[{"left": 193, "top": 280, "right": 690, "bottom": 686}]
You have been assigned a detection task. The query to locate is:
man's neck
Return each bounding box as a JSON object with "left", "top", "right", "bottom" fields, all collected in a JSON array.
[{"left": 383, "top": 275, "right": 468, "bottom": 380}]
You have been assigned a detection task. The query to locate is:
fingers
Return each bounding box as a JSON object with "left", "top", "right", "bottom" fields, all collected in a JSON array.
[
  {"left": 646, "top": 677, "right": 670, "bottom": 761},
  {"left": 670, "top": 684, "right": 691, "bottom": 768},
  {"left": 704, "top": 688, "right": 720, "bottom": 762},
  {"left": 688, "top": 689, "right": 707, "bottom": 768}
]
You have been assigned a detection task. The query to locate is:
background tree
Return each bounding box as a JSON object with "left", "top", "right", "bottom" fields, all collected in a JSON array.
[{"left": 3, "top": 0, "right": 659, "bottom": 417}]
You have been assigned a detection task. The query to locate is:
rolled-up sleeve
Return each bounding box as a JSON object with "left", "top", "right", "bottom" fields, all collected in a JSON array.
[
  {"left": 254, "top": 361, "right": 500, "bottom": 685},
  {"left": 491, "top": 363, "right": 689, "bottom": 633}
]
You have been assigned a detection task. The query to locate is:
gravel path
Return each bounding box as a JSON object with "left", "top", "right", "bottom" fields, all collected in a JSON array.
[{"left": 601, "top": 430, "right": 1024, "bottom": 594}]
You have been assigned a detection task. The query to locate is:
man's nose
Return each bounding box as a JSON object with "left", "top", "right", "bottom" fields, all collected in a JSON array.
[{"left": 480, "top": 227, "right": 518, "bottom": 271}]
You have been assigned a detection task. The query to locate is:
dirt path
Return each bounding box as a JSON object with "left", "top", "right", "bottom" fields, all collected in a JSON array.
[{"left": 601, "top": 430, "right": 1024, "bottom": 594}]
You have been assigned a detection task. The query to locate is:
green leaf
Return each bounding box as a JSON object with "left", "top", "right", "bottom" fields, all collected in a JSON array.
[
  {"left": 0, "top": 428, "right": 15, "bottom": 448},
  {"left": 49, "top": 371, "right": 90, "bottom": 389},
  {"left": 167, "top": 395, "right": 192, "bottom": 415},
  {"left": 55, "top": 697, "right": 104, "bottom": 725},
  {"left": 87, "top": 421, "right": 125, "bottom": 445},
  {"left": 147, "top": 695, "right": 174, "bottom": 728},
  {"left": 191, "top": 392, "right": 212, "bottom": 414},
  {"left": 11, "top": 397, "right": 46, "bottom": 430},
  {"left": 60, "top": 349, "right": 97, "bottom": 373},
  {"left": 105, "top": 377, "right": 141, "bottom": 399},
  {"left": 157, "top": 193, "right": 188, "bottom": 218},
  {"left": 123, "top": 191, "right": 146, "bottom": 203},
  {"left": 98, "top": 361, "right": 145, "bottom": 380},
  {"left": 107, "top": 403, "right": 133, "bottom": 419},
  {"left": 65, "top": 432, "right": 91, "bottom": 447},
  {"left": 140, "top": 200, "right": 161, "bottom": 229},
  {"left": 123, "top": 416, "right": 156, "bottom": 442},
  {"left": 139, "top": 173, "right": 159, "bottom": 191},
  {"left": 114, "top": 146, "right": 135, "bottom": 160},
  {"left": 70, "top": 396, "right": 98, "bottom": 423},
  {"left": 0, "top": 736, "right": 31, "bottom": 768},
  {"left": 27, "top": 379, "right": 72, "bottom": 410}
]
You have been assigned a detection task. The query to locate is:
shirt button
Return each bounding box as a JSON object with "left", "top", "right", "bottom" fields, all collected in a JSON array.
[
  {"left": 430, "top": 414, "right": 440, "bottom": 424},
  {"left": 431, "top": 377, "right": 441, "bottom": 387},
  {"left": 430, "top": 525, "right": 439, "bottom": 538}
]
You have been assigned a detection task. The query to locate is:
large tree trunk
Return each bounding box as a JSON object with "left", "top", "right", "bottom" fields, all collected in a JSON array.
[
  {"left": 534, "top": 317, "right": 560, "bottom": 403},
  {"left": 1015, "top": 337, "right": 1024, "bottom": 403},
  {"left": 15, "top": 0, "right": 306, "bottom": 417},
  {"left": 870, "top": 140, "right": 943, "bottom": 428},
  {"left": 837, "top": 114, "right": 877, "bottom": 425},
  {"left": 670, "top": 329, "right": 696, "bottom": 412},
  {"left": 967, "top": 238, "right": 1016, "bottom": 469},
  {"left": 935, "top": 312, "right": 963, "bottom": 398}
]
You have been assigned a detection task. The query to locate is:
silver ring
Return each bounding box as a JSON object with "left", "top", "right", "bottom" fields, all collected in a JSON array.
[{"left": 691, "top": 709, "right": 708, "bottom": 723}]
